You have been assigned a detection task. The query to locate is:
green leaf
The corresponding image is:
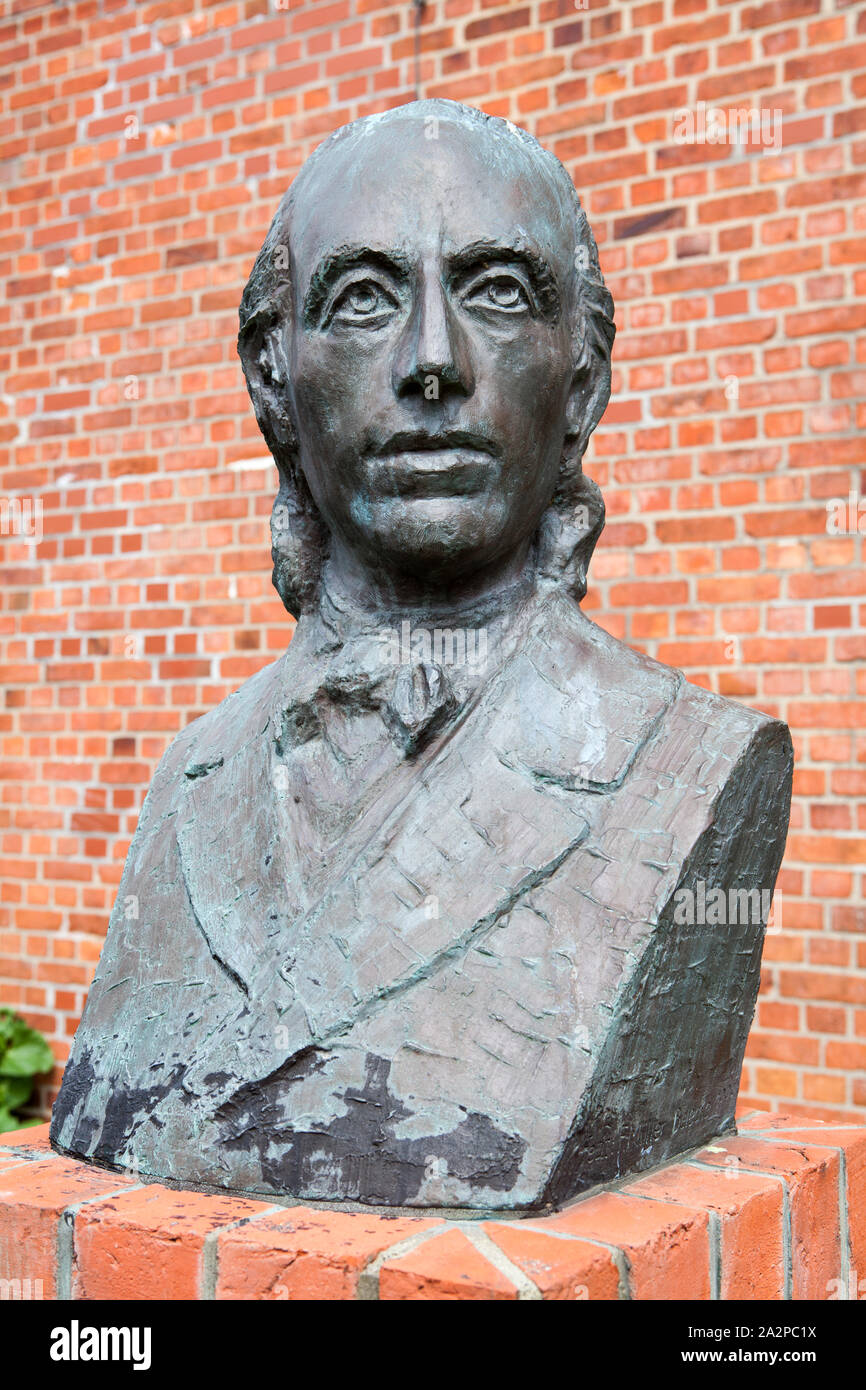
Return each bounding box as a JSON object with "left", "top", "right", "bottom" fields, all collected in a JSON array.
[
  {"left": 0, "top": 1037, "right": 54, "bottom": 1078},
  {"left": 0, "top": 1076, "right": 31, "bottom": 1110},
  {"left": 0, "top": 1010, "right": 54, "bottom": 1130},
  {"left": 9, "top": 1015, "right": 37, "bottom": 1047}
]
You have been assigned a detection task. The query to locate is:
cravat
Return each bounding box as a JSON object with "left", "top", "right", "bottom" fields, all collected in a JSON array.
[{"left": 281, "top": 627, "right": 460, "bottom": 758}]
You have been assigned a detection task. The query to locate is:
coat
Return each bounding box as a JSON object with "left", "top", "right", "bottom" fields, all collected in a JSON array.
[{"left": 51, "top": 586, "right": 793, "bottom": 1209}]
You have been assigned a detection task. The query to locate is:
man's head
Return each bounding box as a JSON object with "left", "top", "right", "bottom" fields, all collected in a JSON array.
[{"left": 238, "top": 100, "right": 615, "bottom": 617}]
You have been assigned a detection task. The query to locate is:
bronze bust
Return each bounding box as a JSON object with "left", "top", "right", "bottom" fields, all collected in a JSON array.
[{"left": 51, "top": 101, "right": 793, "bottom": 1211}]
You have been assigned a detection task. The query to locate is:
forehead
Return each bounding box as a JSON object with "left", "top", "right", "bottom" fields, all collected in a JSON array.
[{"left": 287, "top": 117, "right": 575, "bottom": 289}]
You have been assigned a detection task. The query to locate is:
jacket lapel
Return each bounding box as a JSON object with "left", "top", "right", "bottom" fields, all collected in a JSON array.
[
  {"left": 175, "top": 664, "right": 302, "bottom": 1000},
  {"left": 176, "top": 589, "right": 681, "bottom": 1095}
]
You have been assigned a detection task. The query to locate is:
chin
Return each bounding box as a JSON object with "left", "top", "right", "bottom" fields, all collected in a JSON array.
[{"left": 362, "top": 499, "right": 510, "bottom": 582}]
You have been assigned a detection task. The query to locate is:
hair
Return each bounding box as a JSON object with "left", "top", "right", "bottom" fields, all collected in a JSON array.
[{"left": 237, "top": 99, "right": 616, "bottom": 619}]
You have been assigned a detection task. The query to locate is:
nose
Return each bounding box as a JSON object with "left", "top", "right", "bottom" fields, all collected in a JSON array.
[{"left": 392, "top": 265, "right": 474, "bottom": 402}]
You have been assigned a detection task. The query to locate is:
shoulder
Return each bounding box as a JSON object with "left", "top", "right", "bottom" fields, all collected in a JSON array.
[
  {"left": 140, "top": 653, "right": 287, "bottom": 815},
  {"left": 562, "top": 592, "right": 788, "bottom": 747},
  {"left": 508, "top": 589, "right": 791, "bottom": 792}
]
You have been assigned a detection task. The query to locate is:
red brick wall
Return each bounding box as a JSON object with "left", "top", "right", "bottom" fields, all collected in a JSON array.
[{"left": 1, "top": 0, "right": 864, "bottom": 1122}]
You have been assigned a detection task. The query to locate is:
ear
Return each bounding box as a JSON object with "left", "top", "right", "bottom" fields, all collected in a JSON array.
[
  {"left": 270, "top": 467, "right": 328, "bottom": 620},
  {"left": 238, "top": 313, "right": 297, "bottom": 457},
  {"left": 537, "top": 323, "right": 609, "bottom": 601},
  {"left": 536, "top": 467, "right": 604, "bottom": 604},
  {"left": 565, "top": 349, "right": 611, "bottom": 462},
  {"left": 256, "top": 321, "right": 288, "bottom": 389}
]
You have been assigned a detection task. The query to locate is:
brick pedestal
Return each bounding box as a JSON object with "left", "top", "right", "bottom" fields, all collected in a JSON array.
[{"left": 2, "top": 1113, "right": 864, "bottom": 1300}]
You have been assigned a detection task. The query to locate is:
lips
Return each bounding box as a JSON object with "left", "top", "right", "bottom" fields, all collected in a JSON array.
[{"left": 369, "top": 431, "right": 497, "bottom": 497}]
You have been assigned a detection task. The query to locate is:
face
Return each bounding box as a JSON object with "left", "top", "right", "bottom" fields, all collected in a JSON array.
[{"left": 281, "top": 115, "right": 580, "bottom": 590}]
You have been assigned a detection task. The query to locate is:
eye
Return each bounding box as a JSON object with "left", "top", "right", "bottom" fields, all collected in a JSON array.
[
  {"left": 464, "top": 274, "right": 531, "bottom": 314},
  {"left": 330, "top": 279, "right": 396, "bottom": 327}
]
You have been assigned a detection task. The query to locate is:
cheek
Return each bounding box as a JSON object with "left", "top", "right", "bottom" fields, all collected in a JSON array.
[
  {"left": 487, "top": 367, "right": 570, "bottom": 497},
  {"left": 483, "top": 331, "right": 571, "bottom": 425},
  {"left": 293, "top": 335, "right": 373, "bottom": 419}
]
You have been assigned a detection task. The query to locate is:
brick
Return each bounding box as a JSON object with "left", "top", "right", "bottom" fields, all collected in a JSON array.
[
  {"left": 748, "top": 1126, "right": 866, "bottom": 1293},
  {"left": 623, "top": 1163, "right": 784, "bottom": 1298},
  {"left": 216, "top": 1208, "right": 443, "bottom": 1300},
  {"left": 0, "top": 1122, "right": 51, "bottom": 1150},
  {"left": 0, "top": 1155, "right": 136, "bottom": 1299},
  {"left": 73, "top": 1184, "right": 276, "bottom": 1300},
  {"left": 695, "top": 1136, "right": 842, "bottom": 1299},
  {"left": 535, "top": 1191, "right": 710, "bottom": 1299},
  {"left": 482, "top": 1222, "right": 620, "bottom": 1300},
  {"left": 379, "top": 1229, "right": 519, "bottom": 1300}
]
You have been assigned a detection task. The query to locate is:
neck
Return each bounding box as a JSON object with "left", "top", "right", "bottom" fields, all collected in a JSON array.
[{"left": 318, "top": 535, "right": 539, "bottom": 631}]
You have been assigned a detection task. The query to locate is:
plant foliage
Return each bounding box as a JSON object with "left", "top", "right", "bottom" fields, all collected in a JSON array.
[{"left": 0, "top": 1009, "right": 54, "bottom": 1133}]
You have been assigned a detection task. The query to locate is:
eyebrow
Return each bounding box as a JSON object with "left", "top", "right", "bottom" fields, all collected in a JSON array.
[
  {"left": 302, "top": 238, "right": 562, "bottom": 327},
  {"left": 446, "top": 239, "right": 561, "bottom": 317},
  {"left": 302, "top": 246, "right": 414, "bottom": 327}
]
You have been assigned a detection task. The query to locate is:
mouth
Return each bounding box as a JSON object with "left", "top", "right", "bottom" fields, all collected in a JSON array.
[{"left": 370, "top": 431, "right": 497, "bottom": 498}]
